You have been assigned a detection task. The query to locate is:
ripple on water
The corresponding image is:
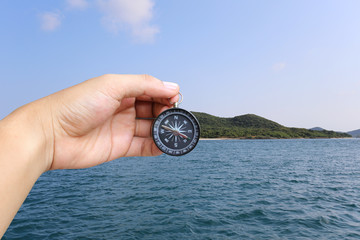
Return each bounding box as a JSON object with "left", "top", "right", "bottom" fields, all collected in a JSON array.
[{"left": 4, "top": 139, "right": 360, "bottom": 239}]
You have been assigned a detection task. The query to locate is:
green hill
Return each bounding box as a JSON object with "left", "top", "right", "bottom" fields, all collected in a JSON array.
[{"left": 192, "top": 112, "right": 351, "bottom": 139}]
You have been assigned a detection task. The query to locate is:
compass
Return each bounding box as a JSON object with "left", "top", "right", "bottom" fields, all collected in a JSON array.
[{"left": 152, "top": 101, "right": 200, "bottom": 156}]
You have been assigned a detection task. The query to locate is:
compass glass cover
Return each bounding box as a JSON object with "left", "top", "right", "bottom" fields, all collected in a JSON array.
[{"left": 152, "top": 108, "right": 200, "bottom": 156}]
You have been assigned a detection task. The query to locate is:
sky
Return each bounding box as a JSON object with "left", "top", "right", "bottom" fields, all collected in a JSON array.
[{"left": 1, "top": 0, "right": 360, "bottom": 132}]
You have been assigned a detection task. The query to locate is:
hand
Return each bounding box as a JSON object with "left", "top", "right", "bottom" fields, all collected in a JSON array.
[
  {"left": 0, "top": 74, "right": 179, "bottom": 236},
  {"left": 47, "top": 74, "right": 180, "bottom": 170}
]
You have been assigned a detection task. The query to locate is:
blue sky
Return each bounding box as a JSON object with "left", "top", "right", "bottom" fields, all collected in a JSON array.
[{"left": 1, "top": 0, "right": 360, "bottom": 132}]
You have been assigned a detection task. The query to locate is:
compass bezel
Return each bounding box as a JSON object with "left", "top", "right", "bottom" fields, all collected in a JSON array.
[{"left": 152, "top": 108, "right": 200, "bottom": 156}]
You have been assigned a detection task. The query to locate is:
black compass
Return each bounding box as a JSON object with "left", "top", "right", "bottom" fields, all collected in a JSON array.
[{"left": 152, "top": 107, "right": 200, "bottom": 156}]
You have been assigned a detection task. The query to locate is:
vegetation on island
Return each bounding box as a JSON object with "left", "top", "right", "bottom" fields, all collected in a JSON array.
[{"left": 191, "top": 112, "right": 351, "bottom": 139}]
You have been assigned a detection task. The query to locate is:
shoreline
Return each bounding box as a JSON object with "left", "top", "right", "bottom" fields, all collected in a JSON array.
[
  {"left": 200, "top": 138, "right": 232, "bottom": 140},
  {"left": 200, "top": 137, "right": 355, "bottom": 140}
]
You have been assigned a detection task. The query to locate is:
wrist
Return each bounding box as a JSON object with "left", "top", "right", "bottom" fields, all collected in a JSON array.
[
  {"left": 0, "top": 99, "right": 54, "bottom": 236},
  {"left": 0, "top": 98, "right": 54, "bottom": 175}
]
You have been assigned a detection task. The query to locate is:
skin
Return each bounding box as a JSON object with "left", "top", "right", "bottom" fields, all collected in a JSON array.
[{"left": 0, "top": 74, "right": 179, "bottom": 237}]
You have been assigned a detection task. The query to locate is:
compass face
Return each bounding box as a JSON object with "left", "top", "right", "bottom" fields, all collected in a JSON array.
[{"left": 152, "top": 108, "right": 200, "bottom": 156}]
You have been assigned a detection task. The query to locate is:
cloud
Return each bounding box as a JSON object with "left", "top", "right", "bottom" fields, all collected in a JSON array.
[
  {"left": 66, "top": 0, "right": 89, "bottom": 10},
  {"left": 39, "top": 0, "right": 159, "bottom": 43},
  {"left": 39, "top": 11, "right": 62, "bottom": 31},
  {"left": 272, "top": 62, "right": 286, "bottom": 72},
  {"left": 98, "top": 0, "right": 159, "bottom": 42}
]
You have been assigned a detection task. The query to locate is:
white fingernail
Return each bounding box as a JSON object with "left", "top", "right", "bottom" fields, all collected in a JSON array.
[{"left": 163, "top": 81, "right": 179, "bottom": 90}]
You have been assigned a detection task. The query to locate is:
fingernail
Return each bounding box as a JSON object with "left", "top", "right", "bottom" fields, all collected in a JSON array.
[{"left": 163, "top": 81, "right": 179, "bottom": 90}]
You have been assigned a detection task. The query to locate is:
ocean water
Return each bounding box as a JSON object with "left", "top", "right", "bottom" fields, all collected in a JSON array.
[{"left": 4, "top": 139, "right": 360, "bottom": 239}]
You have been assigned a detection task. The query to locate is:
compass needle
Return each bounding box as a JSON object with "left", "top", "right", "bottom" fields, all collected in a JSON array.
[
  {"left": 179, "top": 132, "right": 190, "bottom": 140},
  {"left": 162, "top": 125, "right": 173, "bottom": 132}
]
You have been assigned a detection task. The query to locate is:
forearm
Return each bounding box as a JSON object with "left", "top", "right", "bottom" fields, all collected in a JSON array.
[{"left": 0, "top": 101, "right": 53, "bottom": 236}]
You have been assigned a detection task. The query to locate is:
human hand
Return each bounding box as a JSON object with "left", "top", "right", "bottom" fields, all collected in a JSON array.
[
  {"left": 44, "top": 74, "right": 179, "bottom": 170},
  {"left": 1, "top": 74, "right": 180, "bottom": 236}
]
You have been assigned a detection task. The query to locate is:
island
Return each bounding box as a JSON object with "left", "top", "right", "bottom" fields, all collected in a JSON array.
[{"left": 191, "top": 112, "right": 351, "bottom": 139}]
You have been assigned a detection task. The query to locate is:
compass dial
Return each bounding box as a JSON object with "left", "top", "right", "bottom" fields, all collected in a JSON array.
[{"left": 152, "top": 108, "right": 200, "bottom": 156}]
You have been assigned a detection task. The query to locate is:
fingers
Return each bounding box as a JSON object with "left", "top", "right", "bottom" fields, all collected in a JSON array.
[
  {"left": 134, "top": 119, "right": 152, "bottom": 137},
  {"left": 135, "top": 95, "right": 179, "bottom": 106},
  {"left": 135, "top": 101, "right": 154, "bottom": 118},
  {"left": 135, "top": 101, "right": 171, "bottom": 118},
  {"left": 99, "top": 74, "right": 179, "bottom": 104},
  {"left": 125, "top": 137, "right": 163, "bottom": 157}
]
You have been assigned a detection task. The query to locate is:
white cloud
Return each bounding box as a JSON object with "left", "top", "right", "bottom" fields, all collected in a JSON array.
[
  {"left": 272, "top": 62, "right": 286, "bottom": 72},
  {"left": 39, "top": 11, "right": 62, "bottom": 31},
  {"left": 98, "top": 0, "right": 159, "bottom": 42},
  {"left": 38, "top": 0, "right": 159, "bottom": 43},
  {"left": 66, "top": 0, "right": 89, "bottom": 10}
]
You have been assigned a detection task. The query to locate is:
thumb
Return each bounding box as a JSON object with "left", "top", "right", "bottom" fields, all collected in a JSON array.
[{"left": 98, "top": 74, "right": 180, "bottom": 102}]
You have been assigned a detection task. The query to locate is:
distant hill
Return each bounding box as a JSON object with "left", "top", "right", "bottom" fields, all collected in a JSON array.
[
  {"left": 191, "top": 112, "right": 351, "bottom": 139},
  {"left": 347, "top": 129, "right": 360, "bottom": 138},
  {"left": 310, "top": 127, "right": 325, "bottom": 131}
]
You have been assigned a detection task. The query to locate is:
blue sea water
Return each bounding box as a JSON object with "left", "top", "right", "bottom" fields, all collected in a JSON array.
[{"left": 4, "top": 139, "right": 360, "bottom": 239}]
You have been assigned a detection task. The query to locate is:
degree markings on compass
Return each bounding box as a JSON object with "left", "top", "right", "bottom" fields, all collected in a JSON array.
[{"left": 153, "top": 108, "right": 200, "bottom": 156}]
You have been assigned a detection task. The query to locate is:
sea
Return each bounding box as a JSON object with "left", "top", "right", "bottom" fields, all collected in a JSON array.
[{"left": 4, "top": 139, "right": 360, "bottom": 239}]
